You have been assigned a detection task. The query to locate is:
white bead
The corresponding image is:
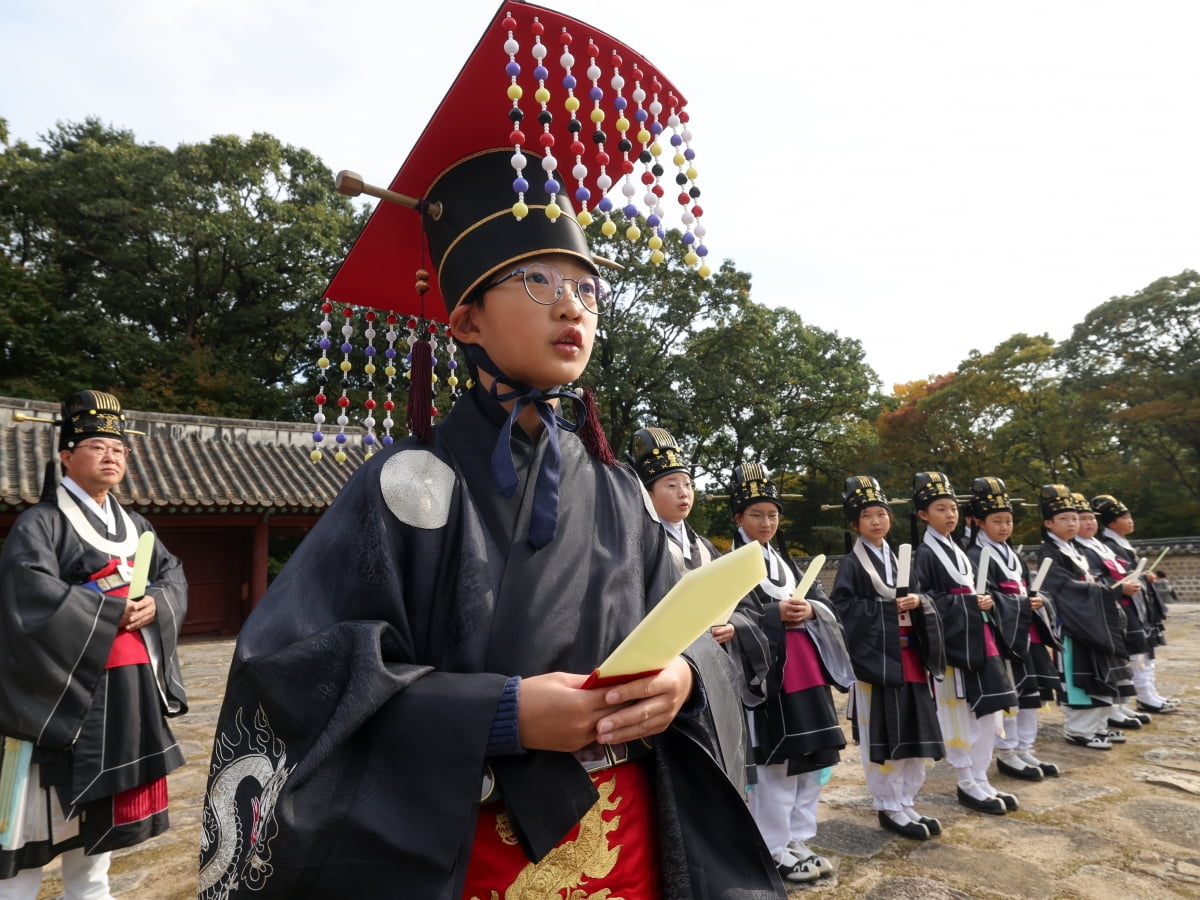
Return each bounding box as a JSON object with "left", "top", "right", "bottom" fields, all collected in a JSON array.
[
  {"left": 622, "top": 180, "right": 636, "bottom": 198},
  {"left": 610, "top": 74, "right": 625, "bottom": 90},
  {"left": 319, "top": 321, "right": 332, "bottom": 332},
  {"left": 597, "top": 174, "right": 612, "bottom": 191},
  {"left": 632, "top": 88, "right": 646, "bottom": 103},
  {"left": 649, "top": 100, "right": 662, "bottom": 115},
  {"left": 511, "top": 152, "right": 527, "bottom": 170},
  {"left": 572, "top": 163, "right": 588, "bottom": 179},
  {"left": 682, "top": 128, "right": 693, "bottom": 141},
  {"left": 364, "top": 328, "right": 376, "bottom": 340},
  {"left": 504, "top": 38, "right": 519, "bottom": 55},
  {"left": 644, "top": 192, "right": 657, "bottom": 206},
  {"left": 668, "top": 115, "right": 680, "bottom": 128},
  {"left": 363, "top": 416, "right": 376, "bottom": 428},
  {"left": 341, "top": 324, "right": 354, "bottom": 337},
  {"left": 383, "top": 417, "right": 394, "bottom": 429},
  {"left": 406, "top": 334, "right": 417, "bottom": 346},
  {"left": 586, "top": 64, "right": 601, "bottom": 81},
  {"left": 386, "top": 330, "right": 397, "bottom": 342},
  {"left": 681, "top": 211, "right": 695, "bottom": 225},
  {"left": 531, "top": 42, "right": 547, "bottom": 60},
  {"left": 542, "top": 155, "right": 557, "bottom": 172},
  {"left": 560, "top": 51, "right": 575, "bottom": 68},
  {"left": 337, "top": 415, "right": 349, "bottom": 427},
  {"left": 695, "top": 223, "right": 707, "bottom": 237},
  {"left": 313, "top": 412, "right": 326, "bottom": 425}
]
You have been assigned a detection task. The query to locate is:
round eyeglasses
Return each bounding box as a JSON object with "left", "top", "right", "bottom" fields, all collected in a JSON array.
[{"left": 489, "top": 262, "right": 611, "bottom": 314}]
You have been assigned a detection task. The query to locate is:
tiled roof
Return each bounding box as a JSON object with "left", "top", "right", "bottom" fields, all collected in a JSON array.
[{"left": 1, "top": 396, "right": 368, "bottom": 510}]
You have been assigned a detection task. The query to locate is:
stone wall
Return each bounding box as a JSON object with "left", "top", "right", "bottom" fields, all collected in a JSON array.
[{"left": 806, "top": 536, "right": 1200, "bottom": 602}]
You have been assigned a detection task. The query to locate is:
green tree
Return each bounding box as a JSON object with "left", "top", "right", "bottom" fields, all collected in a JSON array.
[{"left": 0, "top": 118, "right": 366, "bottom": 417}]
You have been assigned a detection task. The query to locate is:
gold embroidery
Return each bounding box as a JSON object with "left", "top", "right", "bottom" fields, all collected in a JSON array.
[
  {"left": 495, "top": 811, "right": 520, "bottom": 847},
  {"left": 480, "top": 776, "right": 626, "bottom": 900}
]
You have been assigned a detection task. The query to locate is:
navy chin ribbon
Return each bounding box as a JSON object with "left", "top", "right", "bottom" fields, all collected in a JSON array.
[{"left": 464, "top": 345, "right": 583, "bottom": 549}]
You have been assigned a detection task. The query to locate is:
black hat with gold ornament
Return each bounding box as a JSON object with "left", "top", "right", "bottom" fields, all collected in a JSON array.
[
  {"left": 1090, "top": 493, "right": 1131, "bottom": 526},
  {"left": 729, "top": 462, "right": 782, "bottom": 515},
  {"left": 912, "top": 471, "right": 956, "bottom": 512},
  {"left": 1040, "top": 484, "right": 1077, "bottom": 520},
  {"left": 842, "top": 475, "right": 890, "bottom": 521},
  {"left": 970, "top": 476, "right": 1013, "bottom": 519},
  {"left": 58, "top": 390, "right": 128, "bottom": 452},
  {"left": 630, "top": 427, "right": 689, "bottom": 486}
]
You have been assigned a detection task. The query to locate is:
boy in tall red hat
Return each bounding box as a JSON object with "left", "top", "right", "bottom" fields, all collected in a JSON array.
[{"left": 197, "top": 4, "right": 783, "bottom": 898}]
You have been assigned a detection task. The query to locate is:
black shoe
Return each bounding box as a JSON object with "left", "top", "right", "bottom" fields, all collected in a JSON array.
[
  {"left": 1131, "top": 711, "right": 1152, "bottom": 725},
  {"left": 956, "top": 787, "right": 1006, "bottom": 815},
  {"left": 1109, "top": 716, "right": 1141, "bottom": 730},
  {"left": 878, "top": 810, "right": 931, "bottom": 840},
  {"left": 1065, "top": 734, "right": 1112, "bottom": 750},
  {"left": 997, "top": 755, "right": 1044, "bottom": 781},
  {"left": 1036, "top": 760, "right": 1060, "bottom": 777},
  {"left": 1137, "top": 699, "right": 1178, "bottom": 714},
  {"left": 992, "top": 790, "right": 1019, "bottom": 812},
  {"left": 916, "top": 815, "right": 942, "bottom": 836},
  {"left": 1100, "top": 729, "right": 1127, "bottom": 744}
]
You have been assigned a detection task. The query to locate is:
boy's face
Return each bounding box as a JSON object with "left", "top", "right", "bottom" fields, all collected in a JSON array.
[
  {"left": 1045, "top": 511, "right": 1079, "bottom": 541},
  {"left": 1077, "top": 512, "right": 1098, "bottom": 539},
  {"left": 853, "top": 504, "right": 892, "bottom": 547},
  {"left": 450, "top": 253, "right": 598, "bottom": 391},
  {"left": 1109, "top": 512, "right": 1135, "bottom": 535},
  {"left": 918, "top": 497, "right": 959, "bottom": 536},
  {"left": 735, "top": 501, "right": 780, "bottom": 545},
  {"left": 980, "top": 511, "right": 1013, "bottom": 544},
  {"left": 649, "top": 473, "right": 694, "bottom": 524}
]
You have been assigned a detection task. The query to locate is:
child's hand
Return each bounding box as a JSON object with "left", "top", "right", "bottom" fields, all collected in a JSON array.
[
  {"left": 710, "top": 623, "right": 735, "bottom": 644},
  {"left": 780, "top": 597, "right": 812, "bottom": 625},
  {"left": 1030, "top": 594, "right": 1044, "bottom": 611},
  {"left": 1121, "top": 580, "right": 1141, "bottom": 596},
  {"left": 896, "top": 594, "right": 919, "bottom": 613},
  {"left": 977, "top": 593, "right": 993, "bottom": 611},
  {"left": 595, "top": 657, "right": 694, "bottom": 745}
]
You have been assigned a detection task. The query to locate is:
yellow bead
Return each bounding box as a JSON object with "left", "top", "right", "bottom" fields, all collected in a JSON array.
[
  {"left": 699, "top": 264, "right": 712, "bottom": 278},
  {"left": 339, "top": 360, "right": 352, "bottom": 372},
  {"left": 590, "top": 108, "right": 605, "bottom": 123},
  {"left": 507, "top": 84, "right": 523, "bottom": 101},
  {"left": 512, "top": 201, "right": 529, "bottom": 219},
  {"left": 447, "top": 375, "right": 459, "bottom": 387},
  {"left": 310, "top": 449, "right": 323, "bottom": 462},
  {"left": 625, "top": 225, "right": 641, "bottom": 241},
  {"left": 364, "top": 449, "right": 374, "bottom": 460},
  {"left": 650, "top": 249, "right": 665, "bottom": 264},
  {"left": 650, "top": 142, "right": 662, "bottom": 157},
  {"left": 648, "top": 235, "right": 663, "bottom": 250},
  {"left": 673, "top": 153, "right": 685, "bottom": 166},
  {"left": 686, "top": 166, "right": 698, "bottom": 180},
  {"left": 364, "top": 363, "right": 376, "bottom": 375},
  {"left": 334, "top": 450, "right": 347, "bottom": 463},
  {"left": 576, "top": 209, "right": 593, "bottom": 227},
  {"left": 545, "top": 202, "right": 562, "bottom": 220},
  {"left": 385, "top": 365, "right": 396, "bottom": 377},
  {"left": 637, "top": 129, "right": 651, "bottom": 144},
  {"left": 685, "top": 250, "right": 699, "bottom": 266},
  {"left": 317, "top": 357, "right": 330, "bottom": 369},
  {"left": 535, "top": 87, "right": 550, "bottom": 104},
  {"left": 430, "top": 373, "right": 438, "bottom": 383},
  {"left": 615, "top": 117, "right": 630, "bottom": 133},
  {"left": 565, "top": 96, "right": 580, "bottom": 112},
  {"left": 601, "top": 219, "right": 617, "bottom": 236}
]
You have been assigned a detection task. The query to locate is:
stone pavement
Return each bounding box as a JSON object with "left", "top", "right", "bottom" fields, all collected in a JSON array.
[{"left": 30, "top": 606, "right": 1200, "bottom": 899}]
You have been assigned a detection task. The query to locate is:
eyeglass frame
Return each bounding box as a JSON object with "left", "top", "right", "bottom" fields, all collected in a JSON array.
[
  {"left": 741, "top": 511, "right": 781, "bottom": 522},
  {"left": 70, "top": 438, "right": 132, "bottom": 458},
  {"left": 487, "top": 262, "right": 610, "bottom": 315}
]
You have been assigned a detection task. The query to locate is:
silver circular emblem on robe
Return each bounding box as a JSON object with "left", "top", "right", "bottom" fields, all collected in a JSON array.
[{"left": 380, "top": 449, "right": 455, "bottom": 530}]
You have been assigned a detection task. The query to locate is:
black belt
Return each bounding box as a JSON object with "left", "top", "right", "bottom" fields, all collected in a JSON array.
[{"left": 480, "top": 740, "right": 654, "bottom": 803}]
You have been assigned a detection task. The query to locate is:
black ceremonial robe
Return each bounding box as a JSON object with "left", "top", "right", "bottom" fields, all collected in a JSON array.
[
  {"left": 829, "top": 541, "right": 945, "bottom": 764},
  {"left": 661, "top": 519, "right": 719, "bottom": 573},
  {"left": 1036, "top": 538, "right": 1129, "bottom": 705},
  {"left": 0, "top": 486, "right": 187, "bottom": 874},
  {"left": 197, "top": 388, "right": 783, "bottom": 900},
  {"left": 1100, "top": 531, "right": 1167, "bottom": 651},
  {"left": 914, "top": 536, "right": 1017, "bottom": 717},
  {"left": 730, "top": 534, "right": 852, "bottom": 775},
  {"left": 1079, "top": 537, "right": 1149, "bottom": 657}
]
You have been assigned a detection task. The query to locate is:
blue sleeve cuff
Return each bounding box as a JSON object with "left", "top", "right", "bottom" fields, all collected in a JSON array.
[
  {"left": 676, "top": 661, "right": 707, "bottom": 719},
  {"left": 486, "top": 675, "right": 525, "bottom": 757}
]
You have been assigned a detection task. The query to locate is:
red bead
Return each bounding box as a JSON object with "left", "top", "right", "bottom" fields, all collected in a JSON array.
[
  {"left": 595, "top": 151, "right": 610, "bottom": 166},
  {"left": 427, "top": 323, "right": 437, "bottom": 334},
  {"left": 610, "top": 52, "right": 623, "bottom": 66},
  {"left": 561, "top": 29, "right": 573, "bottom": 44},
  {"left": 652, "top": 185, "right": 664, "bottom": 197},
  {"left": 692, "top": 205, "right": 704, "bottom": 217},
  {"left": 678, "top": 192, "right": 690, "bottom": 205},
  {"left": 680, "top": 110, "right": 690, "bottom": 123},
  {"left": 342, "top": 307, "right": 354, "bottom": 318},
  {"left": 588, "top": 41, "right": 599, "bottom": 57},
  {"left": 531, "top": 20, "right": 544, "bottom": 35},
  {"left": 408, "top": 318, "right": 418, "bottom": 329},
  {"left": 502, "top": 15, "right": 516, "bottom": 29},
  {"left": 620, "top": 160, "right": 634, "bottom": 175},
  {"left": 383, "top": 400, "right": 395, "bottom": 411},
  {"left": 314, "top": 393, "right": 327, "bottom": 405},
  {"left": 571, "top": 140, "right": 586, "bottom": 156},
  {"left": 446, "top": 327, "right": 453, "bottom": 337},
  {"left": 509, "top": 129, "right": 526, "bottom": 145},
  {"left": 538, "top": 132, "right": 555, "bottom": 148},
  {"left": 365, "top": 311, "right": 376, "bottom": 321},
  {"left": 387, "top": 314, "right": 398, "bottom": 325},
  {"left": 641, "top": 171, "right": 655, "bottom": 185},
  {"left": 321, "top": 302, "right": 333, "bottom": 314},
  {"left": 430, "top": 405, "right": 438, "bottom": 416},
  {"left": 337, "top": 396, "right": 350, "bottom": 408},
  {"left": 650, "top": 77, "right": 662, "bottom": 92},
  {"left": 632, "top": 65, "right": 644, "bottom": 80},
  {"left": 364, "top": 398, "right": 377, "bottom": 410}
]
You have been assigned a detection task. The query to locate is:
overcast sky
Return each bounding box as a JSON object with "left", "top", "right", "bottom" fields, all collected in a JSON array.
[{"left": 4, "top": 0, "right": 1197, "bottom": 389}]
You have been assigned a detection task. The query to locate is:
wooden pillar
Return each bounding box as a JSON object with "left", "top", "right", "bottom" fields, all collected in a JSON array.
[{"left": 251, "top": 516, "right": 270, "bottom": 610}]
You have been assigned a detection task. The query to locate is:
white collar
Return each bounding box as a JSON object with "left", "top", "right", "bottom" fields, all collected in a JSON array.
[
  {"left": 1103, "top": 526, "right": 1134, "bottom": 551},
  {"left": 62, "top": 476, "right": 116, "bottom": 535}
]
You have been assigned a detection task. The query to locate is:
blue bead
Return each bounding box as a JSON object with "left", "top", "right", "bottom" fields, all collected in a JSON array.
[
  {"left": 562, "top": 75, "right": 577, "bottom": 89},
  {"left": 697, "top": 244, "right": 709, "bottom": 256},
  {"left": 623, "top": 204, "right": 637, "bottom": 218},
  {"left": 506, "top": 61, "right": 521, "bottom": 77},
  {"left": 385, "top": 348, "right": 397, "bottom": 359},
  {"left": 513, "top": 177, "right": 529, "bottom": 192},
  {"left": 364, "top": 434, "right": 376, "bottom": 445},
  {"left": 684, "top": 148, "right": 695, "bottom": 160},
  {"left": 544, "top": 178, "right": 560, "bottom": 194},
  {"left": 341, "top": 342, "right": 352, "bottom": 353},
  {"left": 598, "top": 197, "right": 613, "bottom": 212},
  {"left": 533, "top": 65, "right": 548, "bottom": 80},
  {"left": 634, "top": 109, "right": 648, "bottom": 122},
  {"left": 383, "top": 435, "right": 394, "bottom": 446},
  {"left": 650, "top": 123, "right": 663, "bottom": 135},
  {"left": 575, "top": 186, "right": 591, "bottom": 202},
  {"left": 312, "top": 432, "right": 324, "bottom": 442},
  {"left": 647, "top": 214, "right": 661, "bottom": 227},
  {"left": 364, "top": 346, "right": 376, "bottom": 356},
  {"left": 335, "top": 433, "right": 348, "bottom": 444},
  {"left": 670, "top": 134, "right": 682, "bottom": 146},
  {"left": 318, "top": 338, "right": 330, "bottom": 350},
  {"left": 681, "top": 232, "right": 695, "bottom": 244},
  {"left": 589, "top": 86, "right": 603, "bottom": 101},
  {"left": 613, "top": 96, "right": 627, "bottom": 110},
  {"left": 448, "top": 359, "right": 458, "bottom": 369}
]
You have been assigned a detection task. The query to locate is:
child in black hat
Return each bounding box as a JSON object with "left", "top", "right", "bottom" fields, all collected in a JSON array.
[
  {"left": 911, "top": 472, "right": 1018, "bottom": 816},
  {"left": 730, "top": 464, "right": 853, "bottom": 884},
  {"left": 197, "top": 5, "right": 784, "bottom": 898},
  {"left": 965, "top": 477, "right": 1062, "bottom": 781},
  {"left": 829, "top": 476, "right": 946, "bottom": 840}
]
